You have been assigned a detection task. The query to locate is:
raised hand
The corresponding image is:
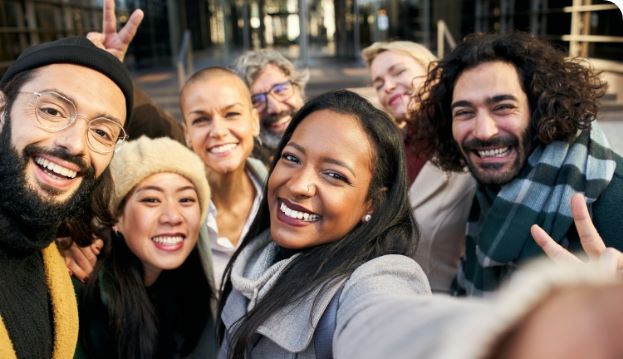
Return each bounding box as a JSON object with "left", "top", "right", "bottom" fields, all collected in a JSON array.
[
  {"left": 531, "top": 193, "right": 623, "bottom": 277},
  {"left": 86, "top": 0, "right": 144, "bottom": 62},
  {"left": 60, "top": 238, "right": 104, "bottom": 283}
]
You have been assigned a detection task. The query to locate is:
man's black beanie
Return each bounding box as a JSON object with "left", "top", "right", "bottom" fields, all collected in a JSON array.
[{"left": 0, "top": 36, "right": 133, "bottom": 123}]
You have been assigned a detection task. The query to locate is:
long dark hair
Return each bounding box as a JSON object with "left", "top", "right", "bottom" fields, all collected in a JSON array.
[
  {"left": 80, "top": 199, "right": 214, "bottom": 358},
  {"left": 218, "top": 89, "right": 418, "bottom": 357},
  {"left": 410, "top": 31, "right": 607, "bottom": 172}
]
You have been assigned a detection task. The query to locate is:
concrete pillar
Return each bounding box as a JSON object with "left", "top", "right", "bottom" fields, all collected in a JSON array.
[{"left": 298, "top": 0, "right": 309, "bottom": 67}]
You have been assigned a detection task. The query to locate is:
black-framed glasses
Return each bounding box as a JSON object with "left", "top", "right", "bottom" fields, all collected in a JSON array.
[
  {"left": 21, "top": 91, "right": 128, "bottom": 154},
  {"left": 250, "top": 81, "right": 294, "bottom": 112}
]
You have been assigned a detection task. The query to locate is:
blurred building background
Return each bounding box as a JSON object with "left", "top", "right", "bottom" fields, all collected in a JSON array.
[
  {"left": 1, "top": 0, "right": 622, "bottom": 148},
  {"left": 1, "top": 0, "right": 621, "bottom": 69}
]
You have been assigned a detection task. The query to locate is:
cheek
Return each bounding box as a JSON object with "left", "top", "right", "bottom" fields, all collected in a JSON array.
[
  {"left": 452, "top": 121, "right": 469, "bottom": 145},
  {"left": 184, "top": 209, "right": 202, "bottom": 244},
  {"left": 91, "top": 153, "right": 113, "bottom": 178},
  {"left": 188, "top": 128, "right": 208, "bottom": 150},
  {"left": 118, "top": 206, "right": 151, "bottom": 237},
  {"left": 266, "top": 169, "right": 281, "bottom": 197}
]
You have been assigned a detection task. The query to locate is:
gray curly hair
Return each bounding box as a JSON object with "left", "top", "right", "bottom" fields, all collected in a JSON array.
[{"left": 234, "top": 49, "right": 309, "bottom": 97}]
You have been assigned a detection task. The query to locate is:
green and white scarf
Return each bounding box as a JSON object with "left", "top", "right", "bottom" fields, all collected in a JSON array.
[{"left": 454, "top": 123, "right": 616, "bottom": 296}]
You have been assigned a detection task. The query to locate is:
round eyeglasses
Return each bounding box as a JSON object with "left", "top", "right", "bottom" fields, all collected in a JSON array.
[
  {"left": 250, "top": 81, "right": 294, "bottom": 112},
  {"left": 22, "top": 91, "right": 127, "bottom": 154}
]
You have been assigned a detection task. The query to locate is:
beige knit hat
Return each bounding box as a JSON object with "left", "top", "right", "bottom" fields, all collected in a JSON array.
[{"left": 109, "top": 136, "right": 210, "bottom": 223}]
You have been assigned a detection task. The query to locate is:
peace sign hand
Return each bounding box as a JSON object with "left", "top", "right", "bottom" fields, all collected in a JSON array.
[
  {"left": 86, "top": 0, "right": 144, "bottom": 62},
  {"left": 530, "top": 193, "right": 623, "bottom": 277}
]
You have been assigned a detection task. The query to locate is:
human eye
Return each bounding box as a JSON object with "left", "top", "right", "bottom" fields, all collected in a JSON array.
[
  {"left": 391, "top": 67, "right": 406, "bottom": 76},
  {"left": 179, "top": 196, "right": 197, "bottom": 204},
  {"left": 225, "top": 111, "right": 241, "bottom": 119},
  {"left": 324, "top": 170, "right": 351, "bottom": 185},
  {"left": 493, "top": 103, "right": 516, "bottom": 113},
  {"left": 373, "top": 81, "right": 383, "bottom": 91},
  {"left": 191, "top": 116, "right": 210, "bottom": 126},
  {"left": 251, "top": 94, "right": 266, "bottom": 109},
  {"left": 140, "top": 196, "right": 160, "bottom": 204},
  {"left": 89, "top": 119, "right": 118, "bottom": 143},
  {"left": 37, "top": 97, "right": 70, "bottom": 121},
  {"left": 280, "top": 152, "right": 300, "bottom": 164},
  {"left": 452, "top": 108, "right": 473, "bottom": 119},
  {"left": 273, "top": 83, "right": 289, "bottom": 95}
]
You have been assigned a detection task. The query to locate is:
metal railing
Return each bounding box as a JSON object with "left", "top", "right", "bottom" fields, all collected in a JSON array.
[
  {"left": 436, "top": 20, "right": 457, "bottom": 59},
  {"left": 565, "top": 0, "right": 623, "bottom": 58},
  {"left": 177, "top": 30, "right": 193, "bottom": 90}
]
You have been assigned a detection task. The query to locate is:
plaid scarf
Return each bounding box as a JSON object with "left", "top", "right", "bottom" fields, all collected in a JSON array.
[{"left": 454, "top": 124, "right": 616, "bottom": 296}]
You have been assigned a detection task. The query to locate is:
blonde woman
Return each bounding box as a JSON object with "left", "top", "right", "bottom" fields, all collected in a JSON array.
[{"left": 362, "top": 41, "right": 476, "bottom": 292}]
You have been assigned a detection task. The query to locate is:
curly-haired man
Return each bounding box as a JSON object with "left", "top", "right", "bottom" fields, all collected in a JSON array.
[{"left": 410, "top": 32, "right": 623, "bottom": 296}]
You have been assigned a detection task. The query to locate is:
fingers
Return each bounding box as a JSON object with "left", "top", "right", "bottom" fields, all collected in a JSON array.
[
  {"left": 86, "top": 32, "right": 105, "bottom": 49},
  {"left": 571, "top": 193, "right": 606, "bottom": 259},
  {"left": 102, "top": 0, "right": 117, "bottom": 36},
  {"left": 63, "top": 241, "right": 100, "bottom": 282},
  {"left": 531, "top": 224, "right": 581, "bottom": 263},
  {"left": 64, "top": 255, "right": 90, "bottom": 283},
  {"left": 599, "top": 248, "right": 623, "bottom": 279},
  {"left": 118, "top": 9, "right": 144, "bottom": 45}
]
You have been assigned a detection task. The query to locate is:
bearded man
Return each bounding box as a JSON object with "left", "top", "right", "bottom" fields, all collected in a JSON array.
[
  {"left": 0, "top": 36, "right": 133, "bottom": 358},
  {"left": 411, "top": 32, "right": 623, "bottom": 296},
  {"left": 234, "top": 49, "right": 307, "bottom": 165}
]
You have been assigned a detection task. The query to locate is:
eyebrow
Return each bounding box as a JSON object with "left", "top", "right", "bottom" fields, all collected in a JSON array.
[
  {"left": 286, "top": 142, "right": 357, "bottom": 178},
  {"left": 252, "top": 80, "right": 290, "bottom": 95},
  {"left": 136, "top": 185, "right": 197, "bottom": 193},
  {"left": 39, "top": 87, "right": 124, "bottom": 125},
  {"left": 190, "top": 102, "right": 246, "bottom": 115},
  {"left": 451, "top": 94, "right": 518, "bottom": 110}
]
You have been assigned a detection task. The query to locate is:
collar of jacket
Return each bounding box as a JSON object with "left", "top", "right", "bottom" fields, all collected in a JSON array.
[
  {"left": 222, "top": 230, "right": 345, "bottom": 352},
  {"left": 0, "top": 241, "right": 79, "bottom": 359}
]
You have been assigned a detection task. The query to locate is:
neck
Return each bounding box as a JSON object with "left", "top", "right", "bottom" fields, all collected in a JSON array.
[
  {"left": 0, "top": 209, "right": 58, "bottom": 255},
  {"left": 209, "top": 165, "right": 256, "bottom": 210}
]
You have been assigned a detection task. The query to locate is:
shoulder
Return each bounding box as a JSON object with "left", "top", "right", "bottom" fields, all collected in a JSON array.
[
  {"left": 592, "top": 152, "right": 623, "bottom": 247},
  {"left": 246, "top": 158, "right": 269, "bottom": 183},
  {"left": 338, "top": 255, "right": 431, "bottom": 311},
  {"left": 348, "top": 255, "right": 429, "bottom": 287}
]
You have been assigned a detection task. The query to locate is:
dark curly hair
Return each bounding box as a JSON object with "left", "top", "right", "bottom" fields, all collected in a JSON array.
[{"left": 410, "top": 31, "right": 607, "bottom": 172}]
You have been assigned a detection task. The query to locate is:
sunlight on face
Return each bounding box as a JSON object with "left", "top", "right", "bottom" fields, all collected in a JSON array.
[
  {"left": 115, "top": 172, "right": 201, "bottom": 286},
  {"left": 267, "top": 109, "right": 374, "bottom": 249}
]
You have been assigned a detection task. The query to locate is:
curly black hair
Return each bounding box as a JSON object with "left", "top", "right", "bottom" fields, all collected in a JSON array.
[{"left": 410, "top": 31, "right": 607, "bottom": 172}]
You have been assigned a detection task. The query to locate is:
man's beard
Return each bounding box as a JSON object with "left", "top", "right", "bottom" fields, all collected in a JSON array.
[
  {"left": 459, "top": 128, "right": 534, "bottom": 187},
  {"left": 259, "top": 128, "right": 283, "bottom": 151},
  {"left": 260, "top": 110, "right": 295, "bottom": 150},
  {"left": 0, "top": 112, "right": 98, "bottom": 228}
]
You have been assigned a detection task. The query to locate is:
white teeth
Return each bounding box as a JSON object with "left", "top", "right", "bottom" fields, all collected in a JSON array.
[
  {"left": 152, "top": 236, "right": 184, "bottom": 245},
  {"left": 280, "top": 202, "right": 319, "bottom": 222},
  {"left": 210, "top": 143, "right": 236, "bottom": 154},
  {"left": 34, "top": 157, "right": 77, "bottom": 179},
  {"left": 477, "top": 147, "right": 510, "bottom": 158}
]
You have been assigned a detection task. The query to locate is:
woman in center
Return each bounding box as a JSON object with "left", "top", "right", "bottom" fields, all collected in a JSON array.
[{"left": 218, "top": 90, "right": 431, "bottom": 358}]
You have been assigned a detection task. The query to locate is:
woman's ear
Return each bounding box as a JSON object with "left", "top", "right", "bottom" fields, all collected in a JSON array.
[
  {"left": 250, "top": 108, "right": 260, "bottom": 137},
  {"left": 363, "top": 186, "right": 387, "bottom": 221}
]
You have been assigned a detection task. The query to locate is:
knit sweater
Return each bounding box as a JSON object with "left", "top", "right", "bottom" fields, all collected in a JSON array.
[{"left": 0, "top": 211, "right": 79, "bottom": 359}]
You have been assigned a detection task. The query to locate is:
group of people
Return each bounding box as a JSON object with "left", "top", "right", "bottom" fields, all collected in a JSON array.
[{"left": 2, "top": 1, "right": 623, "bottom": 358}]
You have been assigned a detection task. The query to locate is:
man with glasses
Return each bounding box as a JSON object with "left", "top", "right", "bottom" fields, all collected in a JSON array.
[
  {"left": 235, "top": 49, "right": 307, "bottom": 164},
  {"left": 0, "top": 36, "right": 133, "bottom": 357}
]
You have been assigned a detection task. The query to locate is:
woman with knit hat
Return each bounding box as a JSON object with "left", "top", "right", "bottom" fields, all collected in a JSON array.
[{"left": 75, "top": 136, "right": 217, "bottom": 359}]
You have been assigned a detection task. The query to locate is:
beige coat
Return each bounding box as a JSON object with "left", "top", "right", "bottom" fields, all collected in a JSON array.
[{"left": 409, "top": 161, "right": 476, "bottom": 293}]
